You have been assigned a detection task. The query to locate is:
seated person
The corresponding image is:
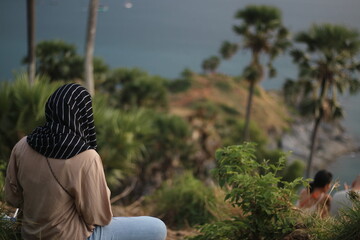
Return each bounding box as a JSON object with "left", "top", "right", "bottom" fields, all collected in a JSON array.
[
  {"left": 298, "top": 170, "right": 333, "bottom": 218},
  {"left": 330, "top": 175, "right": 360, "bottom": 217},
  {"left": 5, "top": 83, "right": 167, "bottom": 240}
]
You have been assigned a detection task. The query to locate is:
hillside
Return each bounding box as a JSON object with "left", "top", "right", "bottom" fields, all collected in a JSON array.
[{"left": 169, "top": 73, "right": 291, "bottom": 139}]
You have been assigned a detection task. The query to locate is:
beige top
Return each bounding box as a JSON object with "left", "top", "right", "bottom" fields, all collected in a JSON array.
[{"left": 5, "top": 137, "right": 113, "bottom": 240}]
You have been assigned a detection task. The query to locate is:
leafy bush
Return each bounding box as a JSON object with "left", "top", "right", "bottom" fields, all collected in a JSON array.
[
  {"left": 215, "top": 81, "right": 232, "bottom": 92},
  {"left": 149, "top": 172, "right": 218, "bottom": 228},
  {"left": 119, "top": 75, "right": 169, "bottom": 110},
  {"left": 0, "top": 75, "right": 62, "bottom": 165},
  {"left": 281, "top": 160, "right": 305, "bottom": 184},
  {"left": 93, "top": 100, "right": 153, "bottom": 190},
  {"left": 218, "top": 104, "right": 239, "bottom": 116},
  {"left": 191, "top": 100, "right": 220, "bottom": 120},
  {"left": 168, "top": 68, "right": 194, "bottom": 93},
  {"left": 218, "top": 119, "right": 267, "bottom": 147},
  {"left": 23, "top": 40, "right": 109, "bottom": 83},
  {"left": 127, "top": 112, "right": 195, "bottom": 199},
  {"left": 100, "top": 67, "right": 169, "bottom": 110},
  {"left": 189, "top": 143, "right": 304, "bottom": 240}
]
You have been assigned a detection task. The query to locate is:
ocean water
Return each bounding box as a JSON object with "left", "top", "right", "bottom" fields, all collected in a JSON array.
[{"left": 1, "top": 0, "right": 359, "bottom": 183}]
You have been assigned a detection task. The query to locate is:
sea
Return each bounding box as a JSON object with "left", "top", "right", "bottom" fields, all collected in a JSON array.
[{"left": 1, "top": 0, "right": 359, "bottom": 187}]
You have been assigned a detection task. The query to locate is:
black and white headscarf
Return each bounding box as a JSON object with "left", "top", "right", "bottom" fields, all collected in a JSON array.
[{"left": 27, "top": 83, "right": 97, "bottom": 159}]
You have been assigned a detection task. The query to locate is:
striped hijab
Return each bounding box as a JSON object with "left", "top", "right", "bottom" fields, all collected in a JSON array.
[{"left": 27, "top": 83, "right": 97, "bottom": 159}]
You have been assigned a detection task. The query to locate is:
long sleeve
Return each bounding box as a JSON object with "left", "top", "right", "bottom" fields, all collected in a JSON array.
[
  {"left": 75, "top": 155, "right": 113, "bottom": 228},
  {"left": 5, "top": 145, "right": 23, "bottom": 208}
]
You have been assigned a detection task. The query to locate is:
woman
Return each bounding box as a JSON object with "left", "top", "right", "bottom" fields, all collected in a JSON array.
[
  {"left": 298, "top": 169, "right": 333, "bottom": 218},
  {"left": 5, "top": 83, "right": 167, "bottom": 240}
]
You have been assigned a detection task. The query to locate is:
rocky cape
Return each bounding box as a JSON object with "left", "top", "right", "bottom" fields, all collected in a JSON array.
[{"left": 168, "top": 73, "right": 360, "bottom": 171}]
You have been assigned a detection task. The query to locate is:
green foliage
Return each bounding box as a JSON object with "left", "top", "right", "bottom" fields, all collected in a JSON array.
[
  {"left": 290, "top": 24, "right": 360, "bottom": 117},
  {"left": 145, "top": 113, "right": 192, "bottom": 162},
  {"left": 23, "top": 40, "right": 110, "bottom": 82},
  {"left": 290, "top": 23, "right": 360, "bottom": 176},
  {"left": 215, "top": 81, "right": 232, "bottom": 92},
  {"left": 191, "top": 100, "right": 220, "bottom": 120},
  {"left": 149, "top": 172, "right": 218, "bottom": 228},
  {"left": 24, "top": 40, "right": 83, "bottom": 81},
  {"left": 232, "top": 4, "right": 290, "bottom": 65},
  {"left": 167, "top": 78, "right": 191, "bottom": 93},
  {"left": 220, "top": 41, "right": 238, "bottom": 60},
  {"left": 0, "top": 75, "right": 62, "bottom": 165},
  {"left": 218, "top": 104, "right": 239, "bottom": 115},
  {"left": 167, "top": 68, "right": 194, "bottom": 93},
  {"left": 102, "top": 67, "right": 148, "bottom": 92},
  {"left": 0, "top": 76, "right": 193, "bottom": 196},
  {"left": 202, "top": 56, "right": 221, "bottom": 74},
  {"left": 134, "top": 111, "right": 194, "bottom": 194},
  {"left": 218, "top": 119, "right": 267, "bottom": 147},
  {"left": 100, "top": 68, "right": 169, "bottom": 110},
  {"left": 189, "top": 143, "right": 304, "bottom": 240},
  {"left": 220, "top": 4, "right": 290, "bottom": 142},
  {"left": 281, "top": 160, "right": 305, "bottom": 183},
  {"left": 93, "top": 99, "right": 153, "bottom": 189},
  {"left": 119, "top": 75, "right": 169, "bottom": 110}
]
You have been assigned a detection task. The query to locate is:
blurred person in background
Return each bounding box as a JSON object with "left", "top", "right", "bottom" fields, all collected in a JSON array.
[
  {"left": 298, "top": 169, "right": 333, "bottom": 218},
  {"left": 330, "top": 175, "right": 360, "bottom": 217}
]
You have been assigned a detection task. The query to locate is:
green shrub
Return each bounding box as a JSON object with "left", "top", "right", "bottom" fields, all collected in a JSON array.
[
  {"left": 218, "top": 119, "right": 267, "bottom": 147},
  {"left": 119, "top": 75, "right": 169, "bottom": 110},
  {"left": 168, "top": 69, "right": 194, "bottom": 93},
  {"left": 191, "top": 100, "right": 220, "bottom": 119},
  {"left": 149, "top": 172, "right": 218, "bottom": 228},
  {"left": 0, "top": 75, "right": 62, "bottom": 165},
  {"left": 282, "top": 160, "right": 305, "bottom": 184},
  {"left": 130, "top": 111, "right": 194, "bottom": 199},
  {"left": 218, "top": 104, "right": 239, "bottom": 116},
  {"left": 168, "top": 78, "right": 192, "bottom": 93},
  {"left": 215, "top": 81, "right": 231, "bottom": 92},
  {"left": 93, "top": 103, "right": 153, "bottom": 190},
  {"left": 189, "top": 143, "right": 304, "bottom": 240}
]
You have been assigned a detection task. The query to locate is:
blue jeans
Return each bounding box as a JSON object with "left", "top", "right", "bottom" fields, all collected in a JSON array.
[{"left": 87, "top": 216, "right": 167, "bottom": 240}]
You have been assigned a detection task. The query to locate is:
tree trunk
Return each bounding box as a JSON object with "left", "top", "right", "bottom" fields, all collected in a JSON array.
[
  {"left": 243, "top": 80, "right": 256, "bottom": 141},
  {"left": 306, "top": 75, "right": 328, "bottom": 178},
  {"left": 306, "top": 116, "right": 321, "bottom": 178},
  {"left": 84, "top": 0, "right": 99, "bottom": 96},
  {"left": 27, "top": 0, "right": 36, "bottom": 85}
]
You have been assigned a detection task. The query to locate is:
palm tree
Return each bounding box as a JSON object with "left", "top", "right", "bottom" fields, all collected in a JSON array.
[
  {"left": 84, "top": 0, "right": 100, "bottom": 96},
  {"left": 26, "top": 0, "right": 36, "bottom": 85},
  {"left": 290, "top": 24, "right": 360, "bottom": 177},
  {"left": 220, "top": 5, "right": 290, "bottom": 140},
  {"left": 202, "top": 56, "right": 221, "bottom": 74}
]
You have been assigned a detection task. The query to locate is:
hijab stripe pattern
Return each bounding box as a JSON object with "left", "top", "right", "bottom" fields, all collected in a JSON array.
[{"left": 27, "top": 83, "right": 97, "bottom": 159}]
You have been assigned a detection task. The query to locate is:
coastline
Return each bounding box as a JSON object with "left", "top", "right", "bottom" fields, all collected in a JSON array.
[{"left": 281, "top": 119, "right": 360, "bottom": 171}]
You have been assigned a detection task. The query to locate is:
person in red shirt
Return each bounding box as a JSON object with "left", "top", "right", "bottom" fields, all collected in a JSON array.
[{"left": 298, "top": 170, "right": 333, "bottom": 218}]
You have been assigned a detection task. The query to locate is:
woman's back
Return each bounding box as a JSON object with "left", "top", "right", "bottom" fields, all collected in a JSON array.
[{"left": 6, "top": 137, "right": 112, "bottom": 240}]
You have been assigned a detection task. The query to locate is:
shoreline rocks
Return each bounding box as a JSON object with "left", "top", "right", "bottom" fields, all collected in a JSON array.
[{"left": 281, "top": 119, "right": 360, "bottom": 170}]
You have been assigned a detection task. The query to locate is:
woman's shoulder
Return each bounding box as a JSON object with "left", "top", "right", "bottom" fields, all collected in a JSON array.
[{"left": 71, "top": 149, "right": 103, "bottom": 168}]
